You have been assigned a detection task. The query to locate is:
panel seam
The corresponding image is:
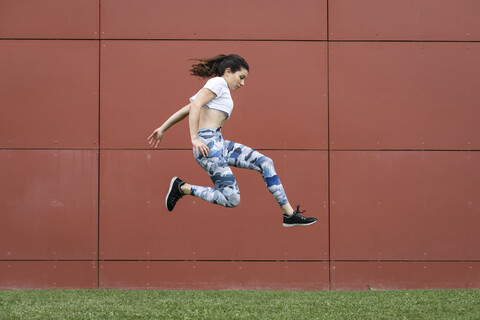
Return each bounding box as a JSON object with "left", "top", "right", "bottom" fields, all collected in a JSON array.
[
  {"left": 97, "top": 0, "right": 102, "bottom": 290},
  {"left": 326, "top": 0, "right": 332, "bottom": 291}
]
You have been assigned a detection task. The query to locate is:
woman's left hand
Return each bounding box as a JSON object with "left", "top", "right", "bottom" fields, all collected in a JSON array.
[{"left": 192, "top": 138, "right": 209, "bottom": 157}]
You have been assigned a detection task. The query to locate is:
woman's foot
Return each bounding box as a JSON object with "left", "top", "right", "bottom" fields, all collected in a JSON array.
[
  {"left": 282, "top": 205, "right": 317, "bottom": 227},
  {"left": 165, "top": 177, "right": 185, "bottom": 211}
]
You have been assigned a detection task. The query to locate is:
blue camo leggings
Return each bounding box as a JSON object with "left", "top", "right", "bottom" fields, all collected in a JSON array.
[{"left": 190, "top": 127, "right": 289, "bottom": 208}]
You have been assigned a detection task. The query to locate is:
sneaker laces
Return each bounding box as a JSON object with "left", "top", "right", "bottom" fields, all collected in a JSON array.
[
  {"left": 294, "top": 205, "right": 305, "bottom": 215},
  {"left": 284, "top": 205, "right": 306, "bottom": 219}
]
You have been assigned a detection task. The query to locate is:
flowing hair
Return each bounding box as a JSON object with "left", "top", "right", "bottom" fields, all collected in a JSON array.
[{"left": 189, "top": 54, "right": 249, "bottom": 79}]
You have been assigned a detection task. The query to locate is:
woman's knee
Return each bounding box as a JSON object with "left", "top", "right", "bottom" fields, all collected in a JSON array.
[
  {"left": 259, "top": 156, "right": 275, "bottom": 172},
  {"left": 225, "top": 191, "right": 241, "bottom": 207}
]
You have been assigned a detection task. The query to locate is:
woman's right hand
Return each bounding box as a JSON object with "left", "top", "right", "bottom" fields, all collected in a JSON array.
[
  {"left": 147, "top": 128, "right": 164, "bottom": 148},
  {"left": 192, "top": 138, "right": 209, "bottom": 157}
]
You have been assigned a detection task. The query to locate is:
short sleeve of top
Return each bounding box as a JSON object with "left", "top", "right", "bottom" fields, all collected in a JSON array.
[{"left": 189, "top": 77, "right": 234, "bottom": 119}]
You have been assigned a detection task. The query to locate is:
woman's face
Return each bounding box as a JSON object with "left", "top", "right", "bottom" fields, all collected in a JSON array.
[{"left": 223, "top": 68, "right": 249, "bottom": 91}]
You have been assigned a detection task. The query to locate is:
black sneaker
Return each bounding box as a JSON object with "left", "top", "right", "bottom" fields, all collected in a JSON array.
[
  {"left": 165, "top": 177, "right": 185, "bottom": 211},
  {"left": 283, "top": 205, "right": 317, "bottom": 227}
]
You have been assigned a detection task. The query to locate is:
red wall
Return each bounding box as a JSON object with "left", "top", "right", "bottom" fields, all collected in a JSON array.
[{"left": 1, "top": 0, "right": 479, "bottom": 290}]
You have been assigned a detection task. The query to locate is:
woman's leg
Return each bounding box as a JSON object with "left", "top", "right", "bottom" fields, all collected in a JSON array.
[
  {"left": 224, "top": 140, "right": 294, "bottom": 214},
  {"left": 167, "top": 131, "right": 317, "bottom": 226},
  {"left": 190, "top": 157, "right": 240, "bottom": 207},
  {"left": 188, "top": 130, "right": 240, "bottom": 207}
]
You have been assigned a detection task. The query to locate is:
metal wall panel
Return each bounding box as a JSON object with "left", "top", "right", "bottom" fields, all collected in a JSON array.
[
  {"left": 0, "top": 0, "right": 99, "bottom": 39},
  {"left": 0, "top": 261, "right": 97, "bottom": 289},
  {"left": 100, "top": 40, "right": 328, "bottom": 149},
  {"left": 100, "top": 261, "right": 329, "bottom": 290},
  {"left": 330, "top": 42, "right": 480, "bottom": 150},
  {"left": 0, "top": 150, "right": 98, "bottom": 260},
  {"left": 100, "top": 150, "right": 328, "bottom": 260},
  {"left": 2, "top": 0, "right": 478, "bottom": 291},
  {"left": 0, "top": 40, "right": 99, "bottom": 148},
  {"left": 101, "top": 0, "right": 327, "bottom": 40},
  {"left": 330, "top": 151, "right": 480, "bottom": 260},
  {"left": 329, "top": 0, "right": 480, "bottom": 41},
  {"left": 331, "top": 262, "right": 480, "bottom": 290}
]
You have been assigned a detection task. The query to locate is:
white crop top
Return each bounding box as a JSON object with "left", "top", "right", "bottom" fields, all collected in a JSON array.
[{"left": 189, "top": 77, "right": 233, "bottom": 119}]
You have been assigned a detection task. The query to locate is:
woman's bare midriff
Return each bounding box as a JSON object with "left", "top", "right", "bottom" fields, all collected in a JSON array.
[{"left": 198, "top": 108, "right": 227, "bottom": 129}]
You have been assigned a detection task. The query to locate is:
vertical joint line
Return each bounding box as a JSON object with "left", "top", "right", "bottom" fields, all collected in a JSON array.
[
  {"left": 97, "top": 0, "right": 101, "bottom": 289},
  {"left": 326, "top": 0, "right": 331, "bottom": 291},
  {"left": 326, "top": 0, "right": 329, "bottom": 41}
]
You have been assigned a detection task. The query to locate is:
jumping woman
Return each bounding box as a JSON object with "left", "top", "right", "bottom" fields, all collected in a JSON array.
[{"left": 147, "top": 54, "right": 317, "bottom": 227}]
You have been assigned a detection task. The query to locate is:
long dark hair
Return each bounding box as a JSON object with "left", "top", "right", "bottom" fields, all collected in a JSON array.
[{"left": 189, "top": 54, "right": 249, "bottom": 79}]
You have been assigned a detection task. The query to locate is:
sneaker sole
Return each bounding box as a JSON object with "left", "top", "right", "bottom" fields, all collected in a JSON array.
[
  {"left": 165, "top": 176, "right": 178, "bottom": 212},
  {"left": 282, "top": 220, "right": 317, "bottom": 227}
]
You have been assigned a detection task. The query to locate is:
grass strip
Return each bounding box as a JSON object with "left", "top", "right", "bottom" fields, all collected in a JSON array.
[{"left": 0, "top": 289, "right": 479, "bottom": 319}]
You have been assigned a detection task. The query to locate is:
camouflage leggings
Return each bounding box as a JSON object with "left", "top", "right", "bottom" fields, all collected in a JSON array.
[{"left": 190, "top": 127, "right": 289, "bottom": 208}]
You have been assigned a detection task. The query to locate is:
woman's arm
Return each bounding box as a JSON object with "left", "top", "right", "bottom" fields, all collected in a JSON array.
[
  {"left": 189, "top": 89, "right": 217, "bottom": 157},
  {"left": 147, "top": 88, "right": 216, "bottom": 150},
  {"left": 147, "top": 104, "right": 191, "bottom": 148}
]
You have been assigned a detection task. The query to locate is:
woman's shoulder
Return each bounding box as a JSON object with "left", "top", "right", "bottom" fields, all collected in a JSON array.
[
  {"left": 203, "top": 77, "right": 228, "bottom": 94},
  {"left": 205, "top": 76, "right": 227, "bottom": 86}
]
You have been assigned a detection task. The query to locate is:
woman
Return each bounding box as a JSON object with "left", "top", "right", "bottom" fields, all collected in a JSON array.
[{"left": 148, "top": 54, "right": 317, "bottom": 227}]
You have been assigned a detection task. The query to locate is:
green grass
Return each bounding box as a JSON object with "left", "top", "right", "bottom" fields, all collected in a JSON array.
[{"left": 0, "top": 289, "right": 479, "bottom": 319}]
